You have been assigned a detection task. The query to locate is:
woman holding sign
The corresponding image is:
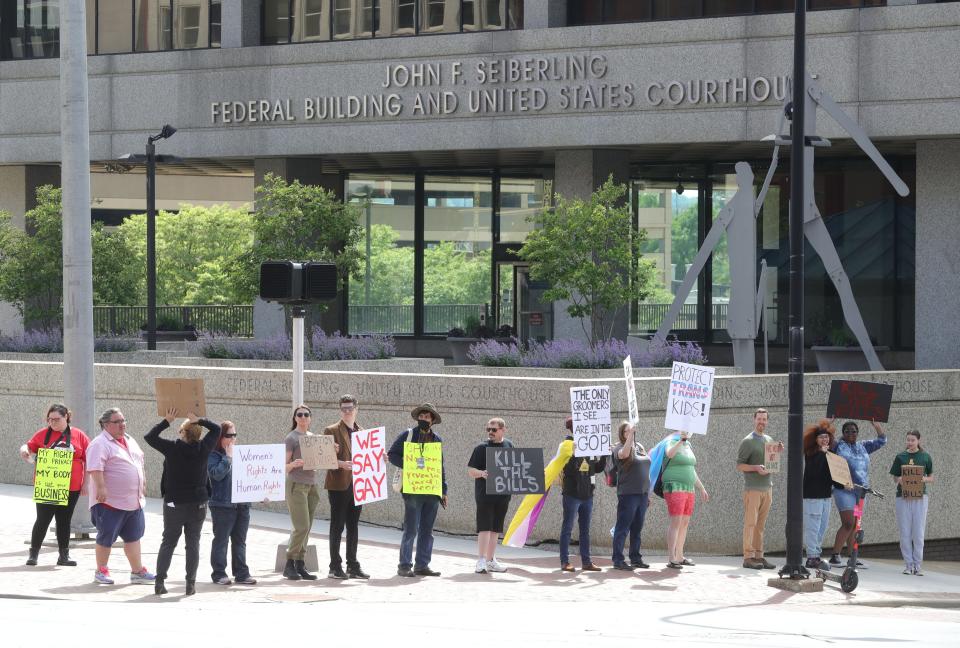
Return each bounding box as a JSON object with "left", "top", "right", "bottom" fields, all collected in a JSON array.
[
  {"left": 802, "top": 420, "right": 846, "bottom": 571},
  {"left": 19, "top": 404, "right": 90, "bottom": 567},
  {"left": 283, "top": 404, "right": 321, "bottom": 581},
  {"left": 611, "top": 422, "right": 651, "bottom": 571},
  {"left": 208, "top": 421, "right": 257, "bottom": 585},
  {"left": 662, "top": 431, "right": 709, "bottom": 570},
  {"left": 890, "top": 431, "right": 934, "bottom": 575}
]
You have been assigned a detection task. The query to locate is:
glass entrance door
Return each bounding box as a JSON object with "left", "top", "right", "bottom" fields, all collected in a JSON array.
[{"left": 496, "top": 263, "right": 552, "bottom": 342}]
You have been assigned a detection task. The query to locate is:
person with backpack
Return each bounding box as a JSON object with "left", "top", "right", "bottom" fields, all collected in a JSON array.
[
  {"left": 558, "top": 416, "right": 606, "bottom": 573},
  {"left": 661, "top": 430, "right": 709, "bottom": 569},
  {"left": 610, "top": 421, "right": 652, "bottom": 571}
]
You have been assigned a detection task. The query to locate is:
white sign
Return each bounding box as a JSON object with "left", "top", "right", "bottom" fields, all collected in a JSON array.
[
  {"left": 569, "top": 385, "right": 612, "bottom": 457},
  {"left": 352, "top": 427, "right": 388, "bottom": 506},
  {"left": 664, "top": 362, "right": 715, "bottom": 435},
  {"left": 231, "top": 444, "right": 285, "bottom": 503},
  {"left": 623, "top": 356, "right": 639, "bottom": 425}
]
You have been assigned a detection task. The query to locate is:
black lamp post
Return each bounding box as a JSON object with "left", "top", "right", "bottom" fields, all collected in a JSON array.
[{"left": 119, "top": 125, "right": 178, "bottom": 350}]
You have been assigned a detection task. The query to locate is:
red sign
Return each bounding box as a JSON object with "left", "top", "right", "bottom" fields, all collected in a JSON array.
[
  {"left": 826, "top": 380, "right": 894, "bottom": 422},
  {"left": 529, "top": 312, "right": 543, "bottom": 326}
]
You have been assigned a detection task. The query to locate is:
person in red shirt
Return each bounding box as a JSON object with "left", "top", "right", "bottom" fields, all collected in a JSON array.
[{"left": 19, "top": 403, "right": 90, "bottom": 567}]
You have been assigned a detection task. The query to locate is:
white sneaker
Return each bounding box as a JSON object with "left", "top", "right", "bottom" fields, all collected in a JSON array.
[
  {"left": 475, "top": 558, "right": 487, "bottom": 574},
  {"left": 214, "top": 576, "right": 232, "bottom": 585},
  {"left": 486, "top": 558, "right": 507, "bottom": 573}
]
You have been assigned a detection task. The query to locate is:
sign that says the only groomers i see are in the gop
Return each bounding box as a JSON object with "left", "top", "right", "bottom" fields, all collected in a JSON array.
[{"left": 665, "top": 362, "right": 715, "bottom": 435}]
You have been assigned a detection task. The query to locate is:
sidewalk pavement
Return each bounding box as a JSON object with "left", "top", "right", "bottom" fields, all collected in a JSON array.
[{"left": 2, "top": 483, "right": 957, "bottom": 608}]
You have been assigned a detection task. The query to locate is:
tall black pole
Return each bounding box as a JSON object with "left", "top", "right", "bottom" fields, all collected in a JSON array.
[
  {"left": 784, "top": 0, "right": 807, "bottom": 578},
  {"left": 146, "top": 140, "right": 157, "bottom": 351}
]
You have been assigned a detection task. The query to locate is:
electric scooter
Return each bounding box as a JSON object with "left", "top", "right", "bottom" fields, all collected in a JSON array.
[{"left": 817, "top": 484, "right": 884, "bottom": 593}]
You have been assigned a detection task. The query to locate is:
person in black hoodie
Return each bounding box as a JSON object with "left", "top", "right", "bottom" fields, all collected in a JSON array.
[
  {"left": 145, "top": 407, "right": 220, "bottom": 596},
  {"left": 558, "top": 416, "right": 606, "bottom": 573},
  {"left": 802, "top": 419, "right": 848, "bottom": 571}
]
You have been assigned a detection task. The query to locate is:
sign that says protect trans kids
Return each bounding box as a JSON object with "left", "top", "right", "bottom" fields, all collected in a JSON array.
[{"left": 664, "top": 362, "right": 715, "bottom": 435}]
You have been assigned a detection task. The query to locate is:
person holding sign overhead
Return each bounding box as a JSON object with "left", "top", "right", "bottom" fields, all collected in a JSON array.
[
  {"left": 889, "top": 430, "right": 934, "bottom": 575},
  {"left": 145, "top": 407, "right": 221, "bottom": 596},
  {"left": 19, "top": 404, "right": 90, "bottom": 567},
  {"left": 663, "top": 430, "right": 709, "bottom": 570},
  {"left": 208, "top": 421, "right": 257, "bottom": 586},
  {"left": 388, "top": 403, "right": 448, "bottom": 577},
  {"left": 467, "top": 418, "right": 513, "bottom": 574},
  {"left": 284, "top": 404, "right": 321, "bottom": 581},
  {"left": 323, "top": 394, "right": 370, "bottom": 580},
  {"left": 558, "top": 416, "right": 606, "bottom": 573},
  {"left": 611, "top": 422, "right": 651, "bottom": 571},
  {"left": 829, "top": 420, "right": 886, "bottom": 567},
  {"left": 736, "top": 408, "right": 782, "bottom": 570}
]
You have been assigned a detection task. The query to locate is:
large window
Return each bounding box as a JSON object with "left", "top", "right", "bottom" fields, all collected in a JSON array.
[{"left": 569, "top": 0, "right": 886, "bottom": 25}]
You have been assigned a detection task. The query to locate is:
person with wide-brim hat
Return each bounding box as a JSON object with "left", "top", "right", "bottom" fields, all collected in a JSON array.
[{"left": 388, "top": 403, "right": 448, "bottom": 577}]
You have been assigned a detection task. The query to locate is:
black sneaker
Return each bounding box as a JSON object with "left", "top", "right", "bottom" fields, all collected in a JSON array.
[
  {"left": 347, "top": 566, "right": 370, "bottom": 580},
  {"left": 611, "top": 563, "right": 635, "bottom": 571},
  {"left": 631, "top": 560, "right": 651, "bottom": 569},
  {"left": 828, "top": 554, "right": 842, "bottom": 566},
  {"left": 328, "top": 566, "right": 348, "bottom": 580},
  {"left": 397, "top": 566, "right": 415, "bottom": 577},
  {"left": 413, "top": 567, "right": 441, "bottom": 577}
]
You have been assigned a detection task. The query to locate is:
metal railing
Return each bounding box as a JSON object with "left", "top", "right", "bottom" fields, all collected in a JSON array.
[
  {"left": 93, "top": 305, "right": 254, "bottom": 337},
  {"left": 635, "top": 303, "right": 729, "bottom": 331},
  {"left": 350, "top": 303, "right": 488, "bottom": 335}
]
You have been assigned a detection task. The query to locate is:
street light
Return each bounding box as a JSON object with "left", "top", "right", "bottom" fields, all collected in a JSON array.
[{"left": 118, "top": 125, "right": 180, "bottom": 350}]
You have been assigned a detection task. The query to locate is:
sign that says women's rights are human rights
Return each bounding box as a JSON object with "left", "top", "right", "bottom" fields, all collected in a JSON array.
[{"left": 664, "top": 362, "right": 715, "bottom": 435}]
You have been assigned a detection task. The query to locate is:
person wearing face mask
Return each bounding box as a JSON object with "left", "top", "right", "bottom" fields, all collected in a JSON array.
[
  {"left": 890, "top": 430, "right": 934, "bottom": 575},
  {"left": 19, "top": 404, "right": 91, "bottom": 567},
  {"left": 208, "top": 420, "right": 257, "bottom": 586},
  {"left": 388, "top": 403, "right": 448, "bottom": 577},
  {"left": 467, "top": 417, "right": 513, "bottom": 574}
]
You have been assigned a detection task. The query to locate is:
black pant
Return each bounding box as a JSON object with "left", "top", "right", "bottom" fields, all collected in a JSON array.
[
  {"left": 156, "top": 502, "right": 206, "bottom": 582},
  {"left": 328, "top": 489, "right": 362, "bottom": 570},
  {"left": 31, "top": 490, "right": 80, "bottom": 551}
]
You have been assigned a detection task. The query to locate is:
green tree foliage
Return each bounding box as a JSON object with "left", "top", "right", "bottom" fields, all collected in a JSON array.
[
  {"left": 0, "top": 186, "right": 139, "bottom": 329},
  {"left": 117, "top": 204, "right": 254, "bottom": 304},
  {"left": 517, "top": 176, "right": 660, "bottom": 344},
  {"left": 351, "top": 224, "right": 414, "bottom": 305},
  {"left": 424, "top": 241, "right": 491, "bottom": 305},
  {"left": 229, "top": 173, "right": 364, "bottom": 301}
]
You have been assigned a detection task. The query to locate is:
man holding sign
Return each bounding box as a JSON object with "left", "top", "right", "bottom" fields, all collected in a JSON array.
[
  {"left": 323, "top": 395, "right": 369, "bottom": 580},
  {"left": 467, "top": 418, "right": 513, "bottom": 574},
  {"left": 388, "top": 403, "right": 448, "bottom": 577},
  {"left": 889, "top": 430, "right": 934, "bottom": 575},
  {"left": 736, "top": 408, "right": 782, "bottom": 570}
]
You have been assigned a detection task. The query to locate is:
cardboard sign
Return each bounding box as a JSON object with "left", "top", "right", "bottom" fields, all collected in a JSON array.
[
  {"left": 300, "top": 434, "right": 339, "bottom": 471},
  {"left": 33, "top": 448, "right": 72, "bottom": 506},
  {"left": 825, "top": 451, "right": 853, "bottom": 487},
  {"left": 402, "top": 442, "right": 443, "bottom": 496},
  {"left": 352, "top": 427, "right": 388, "bottom": 506},
  {"left": 664, "top": 362, "right": 715, "bottom": 435},
  {"left": 231, "top": 444, "right": 285, "bottom": 503},
  {"left": 569, "top": 385, "right": 612, "bottom": 457},
  {"left": 764, "top": 442, "right": 783, "bottom": 475},
  {"left": 900, "top": 465, "right": 925, "bottom": 499},
  {"left": 825, "top": 380, "right": 894, "bottom": 422},
  {"left": 623, "top": 356, "right": 639, "bottom": 425},
  {"left": 485, "top": 447, "right": 545, "bottom": 495},
  {"left": 155, "top": 377, "right": 206, "bottom": 417}
]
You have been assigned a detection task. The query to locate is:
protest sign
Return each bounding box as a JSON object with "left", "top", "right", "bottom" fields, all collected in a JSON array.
[
  {"left": 402, "top": 442, "right": 443, "bottom": 496},
  {"left": 352, "top": 427, "right": 388, "bottom": 505},
  {"left": 826, "top": 380, "right": 894, "bottom": 422},
  {"left": 664, "top": 362, "right": 715, "bottom": 435},
  {"left": 485, "top": 447, "right": 545, "bottom": 495},
  {"left": 155, "top": 377, "right": 206, "bottom": 417},
  {"left": 33, "top": 448, "right": 72, "bottom": 505},
  {"left": 569, "top": 385, "right": 611, "bottom": 458},
  {"left": 623, "top": 356, "right": 639, "bottom": 425},
  {"left": 300, "top": 434, "right": 339, "bottom": 471},
  {"left": 231, "top": 444, "right": 285, "bottom": 503},
  {"left": 825, "top": 451, "right": 853, "bottom": 487},
  {"left": 900, "top": 465, "right": 925, "bottom": 499},
  {"left": 764, "top": 442, "right": 783, "bottom": 474}
]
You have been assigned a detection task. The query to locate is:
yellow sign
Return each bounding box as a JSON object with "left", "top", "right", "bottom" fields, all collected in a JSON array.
[
  {"left": 402, "top": 442, "right": 443, "bottom": 496},
  {"left": 33, "top": 448, "right": 73, "bottom": 506}
]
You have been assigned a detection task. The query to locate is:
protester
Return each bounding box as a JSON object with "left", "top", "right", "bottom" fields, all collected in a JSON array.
[
  {"left": 662, "top": 430, "right": 709, "bottom": 570},
  {"left": 557, "top": 416, "right": 605, "bottom": 573},
  {"left": 323, "top": 394, "right": 369, "bottom": 580},
  {"left": 145, "top": 408, "right": 220, "bottom": 595},
  {"left": 829, "top": 420, "right": 886, "bottom": 566},
  {"left": 19, "top": 404, "right": 90, "bottom": 567},
  {"left": 208, "top": 420, "right": 257, "bottom": 586},
  {"left": 467, "top": 417, "right": 513, "bottom": 574},
  {"left": 736, "top": 408, "right": 781, "bottom": 570},
  {"left": 283, "top": 404, "right": 320, "bottom": 580},
  {"left": 610, "top": 421, "right": 651, "bottom": 571},
  {"left": 388, "top": 403, "right": 448, "bottom": 577},
  {"left": 890, "top": 430, "right": 934, "bottom": 575},
  {"left": 86, "top": 408, "right": 155, "bottom": 585},
  {"left": 802, "top": 419, "right": 847, "bottom": 571}
]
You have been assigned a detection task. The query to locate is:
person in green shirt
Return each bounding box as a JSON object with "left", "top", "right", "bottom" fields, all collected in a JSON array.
[
  {"left": 889, "top": 430, "right": 934, "bottom": 576},
  {"left": 735, "top": 408, "right": 782, "bottom": 570},
  {"left": 662, "top": 430, "right": 709, "bottom": 570}
]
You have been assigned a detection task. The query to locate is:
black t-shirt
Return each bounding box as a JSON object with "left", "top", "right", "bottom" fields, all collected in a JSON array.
[{"left": 468, "top": 439, "right": 513, "bottom": 502}]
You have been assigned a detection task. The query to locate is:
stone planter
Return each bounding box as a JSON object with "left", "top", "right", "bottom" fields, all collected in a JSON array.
[
  {"left": 811, "top": 346, "right": 889, "bottom": 372},
  {"left": 447, "top": 337, "right": 481, "bottom": 365},
  {"left": 149, "top": 329, "right": 198, "bottom": 342}
]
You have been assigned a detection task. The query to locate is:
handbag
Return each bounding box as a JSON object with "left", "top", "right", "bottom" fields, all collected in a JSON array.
[
  {"left": 653, "top": 457, "right": 671, "bottom": 499},
  {"left": 391, "top": 429, "right": 411, "bottom": 493}
]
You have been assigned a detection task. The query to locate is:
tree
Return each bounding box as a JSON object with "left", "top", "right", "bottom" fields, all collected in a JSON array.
[
  {"left": 228, "top": 174, "right": 364, "bottom": 301},
  {"left": 517, "top": 176, "right": 661, "bottom": 344},
  {"left": 350, "top": 224, "right": 414, "bottom": 305},
  {"left": 0, "top": 185, "right": 139, "bottom": 329}
]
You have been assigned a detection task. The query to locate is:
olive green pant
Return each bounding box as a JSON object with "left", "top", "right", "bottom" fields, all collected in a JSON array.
[{"left": 285, "top": 481, "right": 320, "bottom": 560}]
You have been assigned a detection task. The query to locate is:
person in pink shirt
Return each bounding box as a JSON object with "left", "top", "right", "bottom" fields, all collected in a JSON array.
[{"left": 86, "top": 407, "right": 155, "bottom": 585}]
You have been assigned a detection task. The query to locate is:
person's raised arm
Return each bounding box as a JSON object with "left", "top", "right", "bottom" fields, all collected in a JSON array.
[
  {"left": 144, "top": 408, "right": 178, "bottom": 452},
  {"left": 197, "top": 415, "right": 221, "bottom": 451}
]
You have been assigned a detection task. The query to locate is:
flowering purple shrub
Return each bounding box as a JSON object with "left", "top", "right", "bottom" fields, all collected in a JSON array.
[
  {"left": 311, "top": 328, "right": 395, "bottom": 361},
  {"left": 192, "top": 331, "right": 292, "bottom": 360},
  {"left": 467, "top": 338, "right": 522, "bottom": 366},
  {"left": 468, "top": 337, "right": 707, "bottom": 369},
  {"left": 632, "top": 338, "right": 708, "bottom": 367},
  {"left": 94, "top": 335, "right": 139, "bottom": 352},
  {"left": 0, "top": 329, "right": 139, "bottom": 353}
]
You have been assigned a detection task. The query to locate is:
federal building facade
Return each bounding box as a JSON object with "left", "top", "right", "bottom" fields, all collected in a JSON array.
[{"left": 1, "top": 1, "right": 959, "bottom": 369}]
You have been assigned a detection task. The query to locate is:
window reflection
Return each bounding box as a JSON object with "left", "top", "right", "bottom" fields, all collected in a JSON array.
[
  {"left": 499, "top": 178, "right": 547, "bottom": 244},
  {"left": 420, "top": 0, "right": 459, "bottom": 34},
  {"left": 333, "top": 0, "right": 375, "bottom": 39},
  {"left": 136, "top": 0, "right": 172, "bottom": 51},
  {"left": 173, "top": 0, "right": 208, "bottom": 48},
  {"left": 379, "top": 0, "right": 416, "bottom": 36},
  {"left": 293, "top": 0, "right": 330, "bottom": 41},
  {"left": 463, "top": 0, "right": 505, "bottom": 31},
  {"left": 98, "top": 0, "right": 134, "bottom": 53},
  {"left": 263, "top": 0, "right": 291, "bottom": 43}
]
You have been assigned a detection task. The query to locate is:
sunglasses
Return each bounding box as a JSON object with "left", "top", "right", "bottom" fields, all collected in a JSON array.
[
  {"left": 223, "top": 433, "right": 237, "bottom": 438},
  {"left": 485, "top": 427, "right": 500, "bottom": 433},
  {"left": 295, "top": 412, "right": 311, "bottom": 418}
]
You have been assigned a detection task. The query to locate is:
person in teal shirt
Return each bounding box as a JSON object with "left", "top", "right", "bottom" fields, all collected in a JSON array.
[
  {"left": 662, "top": 430, "right": 709, "bottom": 570},
  {"left": 889, "top": 430, "right": 934, "bottom": 575}
]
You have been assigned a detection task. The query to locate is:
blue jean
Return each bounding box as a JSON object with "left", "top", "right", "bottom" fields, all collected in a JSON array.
[
  {"left": 399, "top": 495, "right": 440, "bottom": 570},
  {"left": 802, "top": 497, "right": 832, "bottom": 558},
  {"left": 559, "top": 494, "right": 593, "bottom": 566},
  {"left": 612, "top": 493, "right": 649, "bottom": 565},
  {"left": 210, "top": 505, "right": 251, "bottom": 581}
]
